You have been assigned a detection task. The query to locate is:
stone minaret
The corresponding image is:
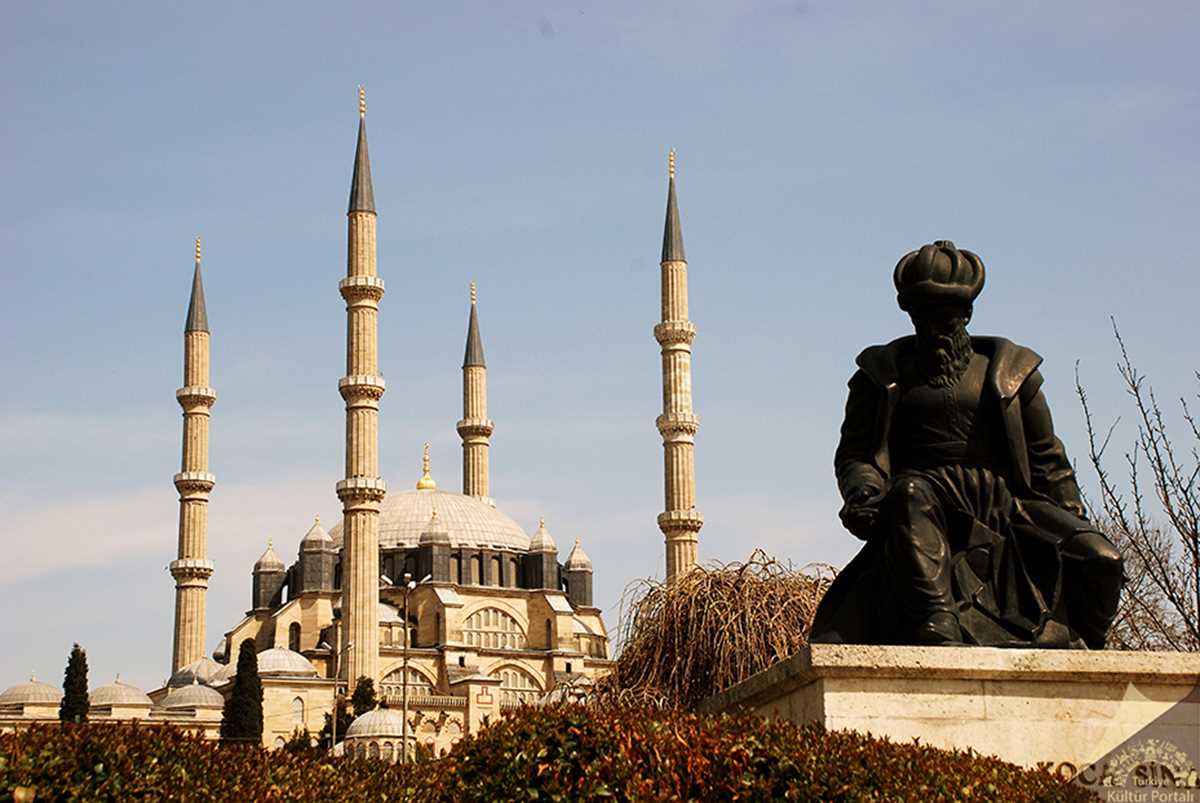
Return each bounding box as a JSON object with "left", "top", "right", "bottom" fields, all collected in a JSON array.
[
  {"left": 171, "top": 237, "right": 217, "bottom": 673},
  {"left": 457, "top": 282, "right": 494, "bottom": 501},
  {"left": 335, "top": 87, "right": 387, "bottom": 684},
  {"left": 655, "top": 150, "right": 703, "bottom": 583}
]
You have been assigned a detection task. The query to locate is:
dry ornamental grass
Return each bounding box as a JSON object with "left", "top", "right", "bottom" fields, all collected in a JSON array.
[{"left": 590, "top": 549, "right": 835, "bottom": 710}]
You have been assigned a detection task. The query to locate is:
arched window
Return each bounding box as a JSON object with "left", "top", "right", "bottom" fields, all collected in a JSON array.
[
  {"left": 292, "top": 696, "right": 304, "bottom": 726},
  {"left": 545, "top": 619, "right": 552, "bottom": 649},
  {"left": 509, "top": 557, "right": 521, "bottom": 587},
  {"left": 470, "top": 554, "right": 483, "bottom": 585},
  {"left": 288, "top": 622, "right": 301, "bottom": 652},
  {"left": 490, "top": 665, "right": 541, "bottom": 705},
  {"left": 491, "top": 555, "right": 503, "bottom": 586},
  {"left": 450, "top": 555, "right": 461, "bottom": 584},
  {"left": 383, "top": 741, "right": 394, "bottom": 762},
  {"left": 380, "top": 666, "right": 436, "bottom": 701},
  {"left": 462, "top": 607, "right": 526, "bottom": 650},
  {"left": 274, "top": 736, "right": 286, "bottom": 749},
  {"left": 368, "top": 741, "right": 380, "bottom": 759}
]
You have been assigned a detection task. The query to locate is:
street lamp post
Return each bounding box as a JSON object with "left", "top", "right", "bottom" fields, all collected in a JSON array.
[
  {"left": 318, "top": 640, "right": 353, "bottom": 753},
  {"left": 400, "top": 572, "right": 431, "bottom": 764}
]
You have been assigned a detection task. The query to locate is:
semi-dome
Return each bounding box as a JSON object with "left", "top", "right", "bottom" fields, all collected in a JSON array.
[
  {"left": 0, "top": 676, "right": 62, "bottom": 706},
  {"left": 346, "top": 707, "right": 406, "bottom": 738},
  {"left": 162, "top": 680, "right": 224, "bottom": 709},
  {"left": 90, "top": 678, "right": 152, "bottom": 707},
  {"left": 256, "top": 648, "right": 319, "bottom": 677},
  {"left": 329, "top": 489, "right": 530, "bottom": 551},
  {"left": 169, "top": 656, "right": 224, "bottom": 688}
]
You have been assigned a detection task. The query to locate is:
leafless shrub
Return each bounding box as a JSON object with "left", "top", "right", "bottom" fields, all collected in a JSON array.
[{"left": 1076, "top": 321, "right": 1200, "bottom": 651}]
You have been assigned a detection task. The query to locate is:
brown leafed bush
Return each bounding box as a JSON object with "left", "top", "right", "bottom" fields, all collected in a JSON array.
[
  {"left": 594, "top": 549, "right": 835, "bottom": 709},
  {"left": 0, "top": 707, "right": 1094, "bottom": 802}
]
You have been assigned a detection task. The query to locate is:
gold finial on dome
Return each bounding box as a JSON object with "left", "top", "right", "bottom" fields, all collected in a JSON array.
[
  {"left": 430, "top": 506, "right": 439, "bottom": 523},
  {"left": 668, "top": 149, "right": 676, "bottom": 180},
  {"left": 194, "top": 236, "right": 201, "bottom": 264},
  {"left": 267, "top": 538, "right": 273, "bottom": 550},
  {"left": 358, "top": 85, "right": 366, "bottom": 119},
  {"left": 417, "top": 442, "right": 437, "bottom": 490},
  {"left": 470, "top": 280, "right": 476, "bottom": 305},
  {"left": 538, "top": 516, "right": 545, "bottom": 529},
  {"left": 314, "top": 513, "right": 320, "bottom": 524}
]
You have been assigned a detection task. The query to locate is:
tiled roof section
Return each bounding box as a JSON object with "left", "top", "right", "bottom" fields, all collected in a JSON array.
[{"left": 348, "top": 116, "right": 376, "bottom": 213}]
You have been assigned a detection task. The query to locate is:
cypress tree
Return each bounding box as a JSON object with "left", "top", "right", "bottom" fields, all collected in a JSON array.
[
  {"left": 350, "top": 676, "right": 376, "bottom": 717},
  {"left": 220, "top": 640, "right": 263, "bottom": 744},
  {"left": 59, "top": 643, "right": 89, "bottom": 723}
]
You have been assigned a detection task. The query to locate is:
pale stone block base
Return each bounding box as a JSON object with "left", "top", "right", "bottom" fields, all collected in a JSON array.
[{"left": 699, "top": 644, "right": 1200, "bottom": 773}]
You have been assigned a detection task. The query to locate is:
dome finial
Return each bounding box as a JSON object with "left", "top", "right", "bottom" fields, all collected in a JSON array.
[
  {"left": 538, "top": 516, "right": 545, "bottom": 529},
  {"left": 358, "top": 85, "right": 366, "bottom": 119},
  {"left": 195, "top": 236, "right": 201, "bottom": 265},
  {"left": 416, "top": 442, "right": 437, "bottom": 490},
  {"left": 668, "top": 149, "right": 676, "bottom": 180},
  {"left": 314, "top": 513, "right": 320, "bottom": 524},
  {"left": 267, "top": 537, "right": 273, "bottom": 550},
  {"left": 470, "top": 280, "right": 476, "bottom": 305}
]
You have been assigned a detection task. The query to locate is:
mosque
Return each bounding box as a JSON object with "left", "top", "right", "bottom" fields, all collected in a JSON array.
[{"left": 0, "top": 90, "right": 704, "bottom": 756}]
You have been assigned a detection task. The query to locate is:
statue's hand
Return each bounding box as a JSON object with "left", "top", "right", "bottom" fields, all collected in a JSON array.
[{"left": 839, "top": 485, "right": 884, "bottom": 541}]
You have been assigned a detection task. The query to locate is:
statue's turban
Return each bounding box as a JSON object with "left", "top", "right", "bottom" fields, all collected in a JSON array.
[{"left": 893, "top": 240, "right": 985, "bottom": 312}]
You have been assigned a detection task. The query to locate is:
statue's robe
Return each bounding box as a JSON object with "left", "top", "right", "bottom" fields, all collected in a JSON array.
[{"left": 811, "top": 336, "right": 1121, "bottom": 648}]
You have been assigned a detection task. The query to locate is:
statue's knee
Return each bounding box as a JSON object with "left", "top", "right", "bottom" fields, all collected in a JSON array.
[{"left": 1067, "top": 531, "right": 1123, "bottom": 574}]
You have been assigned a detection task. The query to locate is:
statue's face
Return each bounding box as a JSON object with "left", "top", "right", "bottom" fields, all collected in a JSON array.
[{"left": 910, "top": 303, "right": 970, "bottom": 352}]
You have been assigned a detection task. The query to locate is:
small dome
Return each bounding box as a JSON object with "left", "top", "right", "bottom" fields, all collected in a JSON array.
[
  {"left": 0, "top": 676, "right": 62, "bottom": 706},
  {"left": 254, "top": 541, "right": 285, "bottom": 572},
  {"left": 90, "top": 677, "right": 152, "bottom": 707},
  {"left": 169, "top": 656, "right": 223, "bottom": 688},
  {"left": 301, "top": 515, "right": 331, "bottom": 548},
  {"left": 162, "top": 680, "right": 224, "bottom": 709},
  {"left": 256, "top": 648, "right": 319, "bottom": 678},
  {"left": 346, "top": 707, "right": 406, "bottom": 738},
  {"left": 211, "top": 662, "right": 237, "bottom": 685},
  {"left": 564, "top": 538, "right": 592, "bottom": 572},
  {"left": 529, "top": 517, "right": 557, "bottom": 553}
]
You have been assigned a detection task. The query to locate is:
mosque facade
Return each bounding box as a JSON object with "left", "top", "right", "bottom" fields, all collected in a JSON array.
[{"left": 1, "top": 90, "right": 704, "bottom": 754}]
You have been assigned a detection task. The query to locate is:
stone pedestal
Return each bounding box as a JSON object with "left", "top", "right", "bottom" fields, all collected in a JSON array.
[{"left": 699, "top": 644, "right": 1200, "bottom": 778}]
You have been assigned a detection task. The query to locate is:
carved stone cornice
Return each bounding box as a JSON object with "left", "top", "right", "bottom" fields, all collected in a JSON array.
[
  {"left": 656, "top": 413, "right": 700, "bottom": 437},
  {"left": 456, "top": 418, "right": 494, "bottom": 439},
  {"left": 337, "top": 476, "right": 387, "bottom": 505},
  {"left": 170, "top": 558, "right": 215, "bottom": 584}
]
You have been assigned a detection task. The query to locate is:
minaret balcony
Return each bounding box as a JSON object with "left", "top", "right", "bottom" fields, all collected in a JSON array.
[
  {"left": 336, "top": 476, "right": 388, "bottom": 504},
  {"left": 656, "top": 413, "right": 700, "bottom": 437},
  {"left": 173, "top": 471, "right": 216, "bottom": 495},
  {"left": 654, "top": 321, "right": 697, "bottom": 347},
  {"left": 338, "top": 374, "right": 387, "bottom": 402},
  {"left": 657, "top": 509, "right": 704, "bottom": 534},
  {"left": 175, "top": 385, "right": 217, "bottom": 410},
  {"left": 456, "top": 418, "right": 494, "bottom": 438},
  {"left": 339, "top": 275, "right": 386, "bottom": 303},
  {"left": 169, "top": 557, "right": 214, "bottom": 583}
]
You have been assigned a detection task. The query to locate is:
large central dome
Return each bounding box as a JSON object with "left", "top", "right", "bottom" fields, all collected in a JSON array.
[{"left": 328, "top": 489, "right": 531, "bottom": 551}]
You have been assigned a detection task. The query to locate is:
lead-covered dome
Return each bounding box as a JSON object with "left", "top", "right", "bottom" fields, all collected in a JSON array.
[
  {"left": 346, "top": 707, "right": 406, "bottom": 738},
  {"left": 162, "top": 680, "right": 224, "bottom": 709},
  {"left": 90, "top": 678, "right": 152, "bottom": 707},
  {"left": 0, "top": 677, "right": 62, "bottom": 706},
  {"left": 169, "top": 656, "right": 224, "bottom": 688},
  {"left": 256, "top": 648, "right": 319, "bottom": 678},
  {"left": 329, "top": 489, "right": 530, "bottom": 551}
]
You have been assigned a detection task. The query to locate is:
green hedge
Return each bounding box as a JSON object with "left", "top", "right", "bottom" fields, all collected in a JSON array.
[{"left": 2, "top": 706, "right": 1092, "bottom": 802}]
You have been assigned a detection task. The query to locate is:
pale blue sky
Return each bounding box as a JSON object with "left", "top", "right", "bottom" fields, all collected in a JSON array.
[{"left": 1, "top": 2, "right": 1197, "bottom": 691}]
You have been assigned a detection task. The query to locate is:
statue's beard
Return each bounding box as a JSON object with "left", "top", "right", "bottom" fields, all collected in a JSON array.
[{"left": 918, "top": 324, "right": 972, "bottom": 387}]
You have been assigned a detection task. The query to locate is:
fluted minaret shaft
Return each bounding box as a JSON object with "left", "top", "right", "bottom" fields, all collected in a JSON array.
[
  {"left": 171, "top": 238, "right": 217, "bottom": 673},
  {"left": 336, "top": 88, "right": 386, "bottom": 685},
  {"left": 458, "top": 283, "right": 494, "bottom": 500},
  {"left": 655, "top": 151, "right": 702, "bottom": 583}
]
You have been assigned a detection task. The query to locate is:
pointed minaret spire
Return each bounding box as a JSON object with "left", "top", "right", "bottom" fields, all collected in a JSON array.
[
  {"left": 348, "top": 86, "right": 376, "bottom": 214},
  {"left": 458, "top": 282, "right": 495, "bottom": 501},
  {"left": 337, "top": 88, "right": 387, "bottom": 685},
  {"left": 661, "top": 149, "right": 685, "bottom": 263},
  {"left": 185, "top": 237, "right": 209, "bottom": 333},
  {"left": 171, "top": 238, "right": 217, "bottom": 673},
  {"left": 655, "top": 149, "right": 702, "bottom": 583}
]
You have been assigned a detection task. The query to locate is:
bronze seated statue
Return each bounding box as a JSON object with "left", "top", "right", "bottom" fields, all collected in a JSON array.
[{"left": 810, "top": 241, "right": 1124, "bottom": 648}]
